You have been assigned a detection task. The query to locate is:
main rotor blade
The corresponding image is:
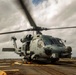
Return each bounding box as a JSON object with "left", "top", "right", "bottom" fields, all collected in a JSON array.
[
  {"left": 49, "top": 26, "right": 76, "bottom": 30},
  {"left": 0, "top": 29, "right": 31, "bottom": 35},
  {"left": 0, "top": 26, "right": 76, "bottom": 35},
  {"left": 18, "top": 0, "right": 38, "bottom": 28}
]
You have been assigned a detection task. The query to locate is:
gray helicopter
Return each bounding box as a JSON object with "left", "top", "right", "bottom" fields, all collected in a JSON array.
[{"left": 1, "top": 0, "right": 76, "bottom": 63}]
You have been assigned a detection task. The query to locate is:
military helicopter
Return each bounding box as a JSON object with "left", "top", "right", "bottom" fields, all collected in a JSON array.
[{"left": 1, "top": 0, "right": 76, "bottom": 63}]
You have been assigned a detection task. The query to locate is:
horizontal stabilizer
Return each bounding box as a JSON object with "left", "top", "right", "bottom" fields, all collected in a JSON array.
[{"left": 2, "top": 48, "right": 15, "bottom": 52}]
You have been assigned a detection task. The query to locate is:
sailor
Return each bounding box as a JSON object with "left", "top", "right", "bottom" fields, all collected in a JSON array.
[{"left": 20, "top": 34, "right": 33, "bottom": 54}]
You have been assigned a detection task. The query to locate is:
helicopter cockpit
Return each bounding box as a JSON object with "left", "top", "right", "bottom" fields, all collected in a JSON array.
[{"left": 42, "top": 35, "right": 65, "bottom": 46}]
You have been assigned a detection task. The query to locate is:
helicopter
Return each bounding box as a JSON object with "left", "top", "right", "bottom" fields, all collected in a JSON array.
[{"left": 1, "top": 0, "right": 76, "bottom": 63}]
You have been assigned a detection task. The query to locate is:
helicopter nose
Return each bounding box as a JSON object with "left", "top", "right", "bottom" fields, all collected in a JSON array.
[{"left": 44, "top": 47, "right": 52, "bottom": 55}]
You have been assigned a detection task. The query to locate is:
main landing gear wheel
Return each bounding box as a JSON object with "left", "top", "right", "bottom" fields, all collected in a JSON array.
[
  {"left": 23, "top": 56, "right": 32, "bottom": 64},
  {"left": 51, "top": 58, "right": 59, "bottom": 63}
]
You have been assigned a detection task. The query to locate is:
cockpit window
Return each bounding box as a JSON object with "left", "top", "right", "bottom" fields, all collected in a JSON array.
[
  {"left": 52, "top": 38, "right": 64, "bottom": 46},
  {"left": 42, "top": 36, "right": 64, "bottom": 46},
  {"left": 42, "top": 36, "right": 54, "bottom": 45},
  {"left": 57, "top": 39, "right": 64, "bottom": 45}
]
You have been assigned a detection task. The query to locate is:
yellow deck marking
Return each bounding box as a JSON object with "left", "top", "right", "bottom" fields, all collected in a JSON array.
[
  {"left": 0, "top": 63, "right": 10, "bottom": 64},
  {"left": 0, "top": 66, "right": 10, "bottom": 68},
  {"left": 0, "top": 71, "right": 7, "bottom": 75},
  {"left": 3, "top": 69, "right": 19, "bottom": 72},
  {"left": 13, "top": 62, "right": 22, "bottom": 65}
]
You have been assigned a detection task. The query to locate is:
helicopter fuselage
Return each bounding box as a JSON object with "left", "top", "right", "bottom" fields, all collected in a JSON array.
[{"left": 20, "top": 34, "right": 72, "bottom": 62}]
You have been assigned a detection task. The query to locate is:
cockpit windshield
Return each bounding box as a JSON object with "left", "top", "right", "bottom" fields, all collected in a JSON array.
[{"left": 42, "top": 36, "right": 65, "bottom": 46}]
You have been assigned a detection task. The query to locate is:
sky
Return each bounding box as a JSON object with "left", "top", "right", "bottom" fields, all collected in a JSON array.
[
  {"left": 0, "top": 0, "right": 76, "bottom": 59},
  {"left": 32, "top": 0, "right": 44, "bottom": 5}
]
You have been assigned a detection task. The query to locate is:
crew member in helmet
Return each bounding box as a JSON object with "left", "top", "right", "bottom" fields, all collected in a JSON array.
[{"left": 20, "top": 34, "right": 32, "bottom": 54}]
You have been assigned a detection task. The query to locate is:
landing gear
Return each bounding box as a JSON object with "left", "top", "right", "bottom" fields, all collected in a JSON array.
[
  {"left": 51, "top": 58, "right": 59, "bottom": 63},
  {"left": 47, "top": 58, "right": 59, "bottom": 63},
  {"left": 23, "top": 55, "right": 32, "bottom": 64}
]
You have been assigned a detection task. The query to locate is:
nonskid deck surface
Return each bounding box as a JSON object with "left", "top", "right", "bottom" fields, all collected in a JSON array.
[{"left": 0, "top": 58, "right": 76, "bottom": 75}]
